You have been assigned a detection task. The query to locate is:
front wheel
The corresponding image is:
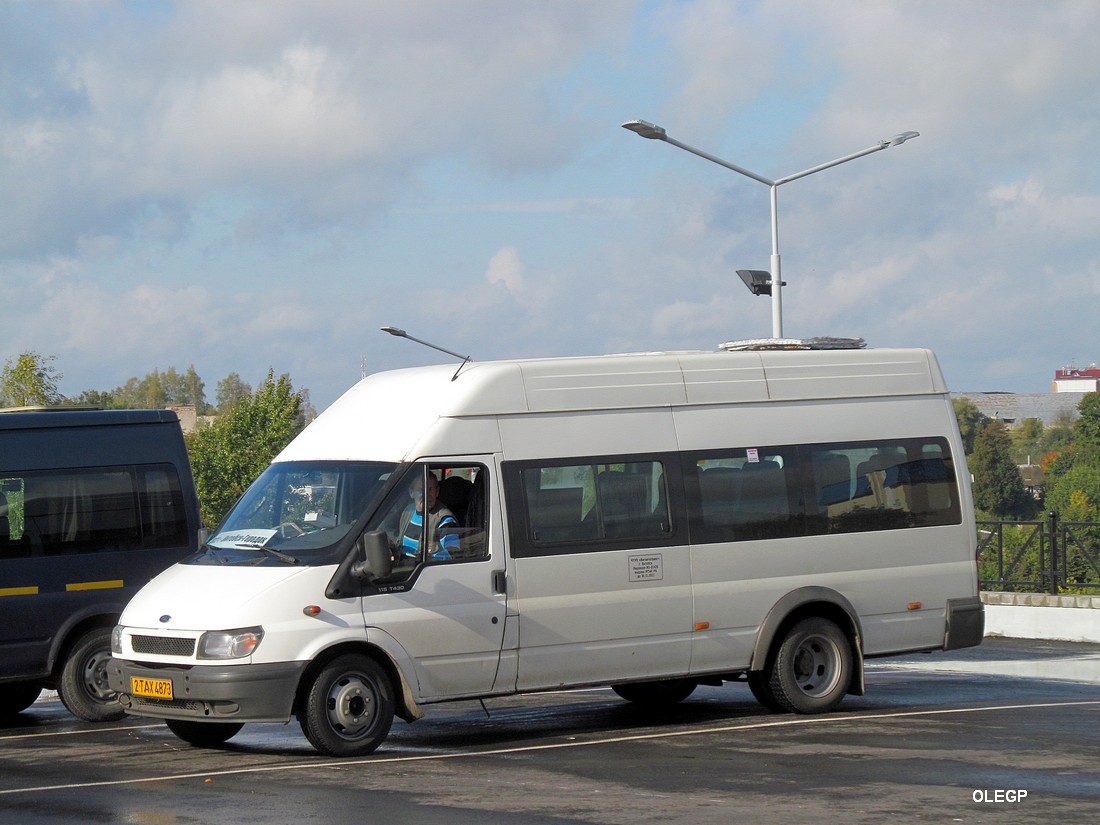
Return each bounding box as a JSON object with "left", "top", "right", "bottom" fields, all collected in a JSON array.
[
  {"left": 298, "top": 654, "right": 394, "bottom": 757},
  {"left": 767, "top": 617, "right": 853, "bottom": 714},
  {"left": 165, "top": 719, "right": 244, "bottom": 747},
  {"left": 58, "top": 627, "right": 126, "bottom": 722},
  {"left": 611, "top": 679, "right": 697, "bottom": 706}
]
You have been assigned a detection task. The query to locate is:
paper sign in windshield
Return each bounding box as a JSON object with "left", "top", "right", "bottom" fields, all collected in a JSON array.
[{"left": 210, "top": 528, "right": 279, "bottom": 548}]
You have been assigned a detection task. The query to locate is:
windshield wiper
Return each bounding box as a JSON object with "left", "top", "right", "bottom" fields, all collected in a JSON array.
[
  {"left": 197, "top": 543, "right": 229, "bottom": 564},
  {"left": 238, "top": 543, "right": 301, "bottom": 565}
]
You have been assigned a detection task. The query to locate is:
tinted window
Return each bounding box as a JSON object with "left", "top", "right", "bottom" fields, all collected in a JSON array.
[
  {"left": 804, "top": 440, "right": 960, "bottom": 534},
  {"left": 506, "top": 457, "right": 674, "bottom": 556},
  {"left": 685, "top": 437, "right": 961, "bottom": 544},
  {"left": 0, "top": 465, "right": 188, "bottom": 558}
]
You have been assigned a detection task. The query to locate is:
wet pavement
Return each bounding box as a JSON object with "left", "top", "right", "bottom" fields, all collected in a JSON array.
[{"left": 2, "top": 637, "right": 1099, "bottom": 824}]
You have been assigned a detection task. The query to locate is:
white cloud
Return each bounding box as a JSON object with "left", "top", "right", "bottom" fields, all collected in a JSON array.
[
  {"left": 484, "top": 246, "right": 527, "bottom": 294},
  {"left": 2, "top": 0, "right": 1099, "bottom": 408}
]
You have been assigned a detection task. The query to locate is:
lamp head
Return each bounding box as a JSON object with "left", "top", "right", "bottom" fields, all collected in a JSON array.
[
  {"left": 882, "top": 130, "right": 920, "bottom": 148},
  {"left": 737, "top": 269, "right": 775, "bottom": 296},
  {"left": 621, "top": 119, "right": 667, "bottom": 140}
]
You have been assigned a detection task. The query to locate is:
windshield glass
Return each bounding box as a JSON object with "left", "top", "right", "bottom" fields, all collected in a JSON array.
[{"left": 192, "top": 461, "right": 397, "bottom": 567}]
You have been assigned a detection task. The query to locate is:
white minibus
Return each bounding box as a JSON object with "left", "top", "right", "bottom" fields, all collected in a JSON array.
[{"left": 107, "top": 345, "right": 983, "bottom": 756}]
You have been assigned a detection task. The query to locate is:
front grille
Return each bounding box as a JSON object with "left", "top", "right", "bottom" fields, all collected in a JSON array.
[
  {"left": 131, "top": 635, "right": 196, "bottom": 657},
  {"left": 132, "top": 697, "right": 205, "bottom": 713}
]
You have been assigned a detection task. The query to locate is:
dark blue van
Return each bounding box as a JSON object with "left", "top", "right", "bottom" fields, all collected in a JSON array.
[{"left": 0, "top": 409, "right": 202, "bottom": 721}]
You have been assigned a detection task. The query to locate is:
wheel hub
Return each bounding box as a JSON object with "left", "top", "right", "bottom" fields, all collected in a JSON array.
[
  {"left": 327, "top": 675, "right": 376, "bottom": 736},
  {"left": 793, "top": 635, "right": 839, "bottom": 697},
  {"left": 82, "top": 651, "right": 116, "bottom": 701}
]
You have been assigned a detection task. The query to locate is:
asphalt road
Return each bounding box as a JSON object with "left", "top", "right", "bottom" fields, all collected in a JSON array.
[{"left": 2, "top": 637, "right": 1099, "bottom": 825}]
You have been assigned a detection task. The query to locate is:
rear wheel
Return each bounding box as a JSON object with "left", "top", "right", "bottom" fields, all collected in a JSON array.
[
  {"left": 299, "top": 654, "right": 394, "bottom": 757},
  {"left": 611, "top": 679, "right": 697, "bottom": 706},
  {"left": 58, "top": 627, "right": 126, "bottom": 722},
  {"left": 0, "top": 683, "right": 42, "bottom": 717},
  {"left": 165, "top": 719, "right": 244, "bottom": 747},
  {"left": 767, "top": 617, "right": 852, "bottom": 714}
]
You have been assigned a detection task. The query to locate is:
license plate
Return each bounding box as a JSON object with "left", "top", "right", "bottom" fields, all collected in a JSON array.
[{"left": 130, "top": 677, "right": 173, "bottom": 700}]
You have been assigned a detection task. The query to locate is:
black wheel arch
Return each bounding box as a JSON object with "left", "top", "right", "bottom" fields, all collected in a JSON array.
[
  {"left": 750, "top": 587, "right": 865, "bottom": 697},
  {"left": 51, "top": 612, "right": 120, "bottom": 683}
]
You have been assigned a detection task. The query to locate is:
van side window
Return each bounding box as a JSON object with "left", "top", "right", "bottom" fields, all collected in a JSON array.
[
  {"left": 689, "top": 450, "right": 799, "bottom": 542},
  {"left": 805, "top": 439, "right": 960, "bottom": 533},
  {"left": 516, "top": 459, "right": 671, "bottom": 548},
  {"left": 684, "top": 437, "right": 961, "bottom": 544},
  {"left": 0, "top": 465, "right": 189, "bottom": 558}
]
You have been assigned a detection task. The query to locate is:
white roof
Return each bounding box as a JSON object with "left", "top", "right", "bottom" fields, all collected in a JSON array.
[{"left": 277, "top": 348, "right": 946, "bottom": 463}]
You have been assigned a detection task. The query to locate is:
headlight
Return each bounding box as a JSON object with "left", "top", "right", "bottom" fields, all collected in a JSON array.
[
  {"left": 111, "top": 625, "right": 124, "bottom": 655},
  {"left": 197, "top": 627, "right": 264, "bottom": 660}
]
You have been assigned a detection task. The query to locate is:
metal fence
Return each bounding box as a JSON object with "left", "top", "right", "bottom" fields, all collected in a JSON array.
[{"left": 977, "top": 512, "right": 1100, "bottom": 594}]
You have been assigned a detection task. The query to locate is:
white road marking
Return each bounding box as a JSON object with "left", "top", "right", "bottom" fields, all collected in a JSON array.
[{"left": 3, "top": 699, "right": 1099, "bottom": 796}]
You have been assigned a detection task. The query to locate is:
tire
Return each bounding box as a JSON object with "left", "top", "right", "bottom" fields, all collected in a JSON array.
[
  {"left": 746, "top": 670, "right": 784, "bottom": 712},
  {"left": 58, "top": 626, "right": 126, "bottom": 722},
  {"left": 0, "top": 683, "right": 42, "bottom": 717},
  {"left": 611, "top": 679, "right": 697, "bottom": 706},
  {"left": 165, "top": 719, "right": 244, "bottom": 747},
  {"left": 298, "top": 654, "right": 394, "bottom": 757},
  {"left": 767, "top": 617, "right": 853, "bottom": 714}
]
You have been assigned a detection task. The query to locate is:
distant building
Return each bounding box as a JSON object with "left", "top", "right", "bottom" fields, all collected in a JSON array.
[
  {"left": 953, "top": 365, "right": 1094, "bottom": 428},
  {"left": 951, "top": 391, "right": 1081, "bottom": 428},
  {"left": 165, "top": 404, "right": 216, "bottom": 435},
  {"left": 1053, "top": 364, "right": 1100, "bottom": 393}
]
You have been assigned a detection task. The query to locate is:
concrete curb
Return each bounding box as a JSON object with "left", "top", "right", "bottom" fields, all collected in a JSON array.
[{"left": 982, "top": 591, "right": 1100, "bottom": 644}]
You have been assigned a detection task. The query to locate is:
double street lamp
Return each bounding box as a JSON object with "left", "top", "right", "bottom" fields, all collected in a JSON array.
[{"left": 622, "top": 120, "right": 919, "bottom": 339}]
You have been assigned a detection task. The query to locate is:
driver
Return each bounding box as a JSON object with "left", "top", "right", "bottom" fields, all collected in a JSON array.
[{"left": 397, "top": 472, "right": 460, "bottom": 561}]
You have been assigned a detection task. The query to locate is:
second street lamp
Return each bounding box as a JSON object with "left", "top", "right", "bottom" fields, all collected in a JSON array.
[{"left": 623, "top": 120, "right": 919, "bottom": 339}]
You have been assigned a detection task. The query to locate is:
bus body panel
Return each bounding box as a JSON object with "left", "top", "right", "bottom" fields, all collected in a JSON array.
[{"left": 107, "top": 348, "right": 982, "bottom": 747}]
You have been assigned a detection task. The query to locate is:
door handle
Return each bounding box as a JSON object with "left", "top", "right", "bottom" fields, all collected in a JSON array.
[{"left": 492, "top": 570, "right": 506, "bottom": 595}]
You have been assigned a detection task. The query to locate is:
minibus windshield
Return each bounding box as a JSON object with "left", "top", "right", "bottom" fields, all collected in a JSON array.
[{"left": 193, "top": 461, "right": 397, "bottom": 567}]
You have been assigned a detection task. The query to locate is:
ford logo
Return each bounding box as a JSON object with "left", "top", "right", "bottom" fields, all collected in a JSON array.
[{"left": 159, "top": 614, "right": 171, "bottom": 623}]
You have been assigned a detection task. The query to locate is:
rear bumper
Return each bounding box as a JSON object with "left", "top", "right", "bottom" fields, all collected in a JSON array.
[
  {"left": 107, "top": 658, "right": 306, "bottom": 723},
  {"left": 944, "top": 596, "right": 985, "bottom": 650}
]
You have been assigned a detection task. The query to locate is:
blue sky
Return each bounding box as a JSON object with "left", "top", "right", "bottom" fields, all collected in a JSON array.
[{"left": 3, "top": 0, "right": 1100, "bottom": 410}]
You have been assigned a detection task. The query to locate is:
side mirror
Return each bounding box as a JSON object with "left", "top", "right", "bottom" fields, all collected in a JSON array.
[{"left": 351, "top": 530, "right": 392, "bottom": 581}]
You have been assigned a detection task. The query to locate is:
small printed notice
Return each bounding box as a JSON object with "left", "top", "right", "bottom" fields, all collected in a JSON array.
[
  {"left": 746, "top": 448, "right": 760, "bottom": 463},
  {"left": 629, "top": 554, "right": 663, "bottom": 582}
]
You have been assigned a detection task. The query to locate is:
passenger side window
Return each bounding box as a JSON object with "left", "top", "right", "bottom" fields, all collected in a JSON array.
[
  {"left": 520, "top": 459, "right": 670, "bottom": 546},
  {"left": 372, "top": 463, "right": 489, "bottom": 572},
  {"left": 689, "top": 450, "right": 798, "bottom": 542},
  {"left": 806, "top": 440, "right": 959, "bottom": 532}
]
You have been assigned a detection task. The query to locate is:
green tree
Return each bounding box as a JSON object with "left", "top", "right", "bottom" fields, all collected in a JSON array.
[
  {"left": 970, "top": 419, "right": 1036, "bottom": 519},
  {"left": 215, "top": 372, "right": 252, "bottom": 414},
  {"left": 1010, "top": 417, "right": 1044, "bottom": 464},
  {"left": 1072, "top": 392, "right": 1100, "bottom": 450},
  {"left": 952, "top": 397, "right": 989, "bottom": 455},
  {"left": 1, "top": 351, "right": 64, "bottom": 407},
  {"left": 69, "top": 388, "right": 117, "bottom": 408},
  {"left": 187, "top": 370, "right": 305, "bottom": 527}
]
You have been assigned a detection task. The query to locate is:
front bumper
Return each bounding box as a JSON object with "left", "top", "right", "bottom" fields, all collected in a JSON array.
[{"left": 107, "top": 658, "right": 307, "bottom": 723}]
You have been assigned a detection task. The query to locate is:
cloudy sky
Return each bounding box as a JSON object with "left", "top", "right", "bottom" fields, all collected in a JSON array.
[{"left": 3, "top": 0, "right": 1099, "bottom": 410}]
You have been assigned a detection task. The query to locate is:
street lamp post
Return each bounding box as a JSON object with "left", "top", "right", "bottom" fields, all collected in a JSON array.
[{"left": 622, "top": 120, "right": 919, "bottom": 339}]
